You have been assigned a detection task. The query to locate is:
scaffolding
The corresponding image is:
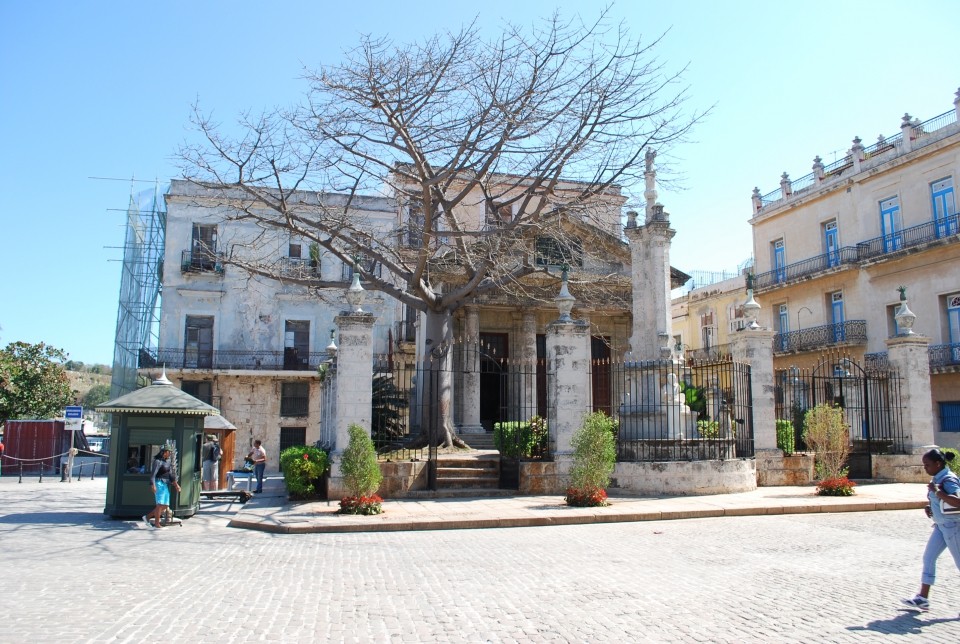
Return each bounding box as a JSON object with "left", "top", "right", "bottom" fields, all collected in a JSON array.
[{"left": 109, "top": 184, "right": 166, "bottom": 399}]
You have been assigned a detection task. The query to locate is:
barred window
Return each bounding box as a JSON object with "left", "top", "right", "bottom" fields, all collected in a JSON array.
[{"left": 280, "top": 382, "right": 310, "bottom": 417}]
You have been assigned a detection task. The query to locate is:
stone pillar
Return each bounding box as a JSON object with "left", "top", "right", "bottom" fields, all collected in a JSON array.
[
  {"left": 779, "top": 172, "right": 792, "bottom": 198},
  {"left": 624, "top": 205, "right": 675, "bottom": 361},
  {"left": 751, "top": 188, "right": 762, "bottom": 213},
  {"left": 643, "top": 148, "right": 658, "bottom": 222},
  {"left": 954, "top": 87, "right": 960, "bottom": 122},
  {"left": 900, "top": 113, "right": 914, "bottom": 153},
  {"left": 458, "top": 305, "right": 484, "bottom": 434},
  {"left": 731, "top": 328, "right": 777, "bottom": 452},
  {"left": 886, "top": 334, "right": 935, "bottom": 453},
  {"left": 812, "top": 156, "right": 824, "bottom": 185},
  {"left": 546, "top": 318, "right": 592, "bottom": 458},
  {"left": 520, "top": 311, "right": 538, "bottom": 418},
  {"left": 328, "top": 312, "right": 375, "bottom": 497},
  {"left": 850, "top": 137, "right": 863, "bottom": 173}
]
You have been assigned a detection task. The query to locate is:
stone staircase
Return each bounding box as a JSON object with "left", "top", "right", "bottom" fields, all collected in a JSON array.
[
  {"left": 434, "top": 450, "right": 505, "bottom": 495},
  {"left": 459, "top": 432, "right": 497, "bottom": 450}
]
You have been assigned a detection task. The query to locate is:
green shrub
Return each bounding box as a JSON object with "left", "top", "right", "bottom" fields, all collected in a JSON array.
[
  {"left": 802, "top": 404, "right": 851, "bottom": 483},
  {"left": 776, "top": 419, "right": 795, "bottom": 456},
  {"left": 679, "top": 381, "right": 707, "bottom": 419},
  {"left": 339, "top": 423, "right": 384, "bottom": 515},
  {"left": 696, "top": 419, "right": 720, "bottom": 439},
  {"left": 279, "top": 445, "right": 329, "bottom": 499},
  {"left": 494, "top": 416, "right": 548, "bottom": 458},
  {"left": 566, "top": 412, "right": 617, "bottom": 507}
]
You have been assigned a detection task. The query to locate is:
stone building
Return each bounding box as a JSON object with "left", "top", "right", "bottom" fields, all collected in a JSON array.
[{"left": 747, "top": 88, "right": 960, "bottom": 447}]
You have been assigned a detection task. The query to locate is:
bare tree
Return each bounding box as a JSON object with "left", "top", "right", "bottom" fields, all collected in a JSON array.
[{"left": 178, "top": 10, "right": 702, "bottom": 447}]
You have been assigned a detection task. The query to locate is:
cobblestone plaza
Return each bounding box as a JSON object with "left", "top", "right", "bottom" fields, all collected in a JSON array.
[{"left": 2, "top": 478, "right": 959, "bottom": 642}]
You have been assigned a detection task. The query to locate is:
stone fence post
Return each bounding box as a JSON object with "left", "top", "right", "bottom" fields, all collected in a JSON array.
[
  {"left": 546, "top": 316, "right": 591, "bottom": 484},
  {"left": 886, "top": 334, "right": 935, "bottom": 454},
  {"left": 731, "top": 328, "right": 777, "bottom": 452},
  {"left": 328, "top": 311, "right": 375, "bottom": 497}
]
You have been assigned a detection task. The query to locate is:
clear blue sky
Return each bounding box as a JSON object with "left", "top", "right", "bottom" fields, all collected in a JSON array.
[{"left": 1, "top": 0, "right": 956, "bottom": 366}]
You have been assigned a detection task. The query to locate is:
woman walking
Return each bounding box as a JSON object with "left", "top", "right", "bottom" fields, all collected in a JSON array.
[
  {"left": 901, "top": 448, "right": 960, "bottom": 611},
  {"left": 144, "top": 445, "right": 181, "bottom": 529}
]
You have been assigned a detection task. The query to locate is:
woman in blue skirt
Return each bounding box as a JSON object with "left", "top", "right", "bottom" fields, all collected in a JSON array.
[{"left": 144, "top": 446, "right": 181, "bottom": 529}]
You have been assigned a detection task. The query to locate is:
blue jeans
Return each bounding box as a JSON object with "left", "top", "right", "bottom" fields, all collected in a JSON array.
[
  {"left": 254, "top": 463, "right": 266, "bottom": 492},
  {"left": 921, "top": 520, "right": 960, "bottom": 586}
]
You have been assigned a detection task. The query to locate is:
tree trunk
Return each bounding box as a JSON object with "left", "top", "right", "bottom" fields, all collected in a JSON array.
[{"left": 422, "top": 309, "right": 467, "bottom": 449}]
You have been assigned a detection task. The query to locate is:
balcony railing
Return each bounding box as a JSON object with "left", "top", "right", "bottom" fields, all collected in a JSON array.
[
  {"left": 140, "top": 348, "right": 330, "bottom": 371},
  {"left": 753, "top": 212, "right": 959, "bottom": 291},
  {"left": 773, "top": 320, "right": 867, "bottom": 354},
  {"left": 929, "top": 343, "right": 960, "bottom": 369},
  {"left": 181, "top": 249, "right": 224, "bottom": 274},
  {"left": 279, "top": 257, "right": 320, "bottom": 280}
]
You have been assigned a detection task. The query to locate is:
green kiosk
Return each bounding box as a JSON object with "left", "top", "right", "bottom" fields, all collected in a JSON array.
[{"left": 99, "top": 372, "right": 219, "bottom": 519}]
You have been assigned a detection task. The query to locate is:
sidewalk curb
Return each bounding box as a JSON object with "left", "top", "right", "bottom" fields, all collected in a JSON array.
[{"left": 227, "top": 496, "right": 928, "bottom": 534}]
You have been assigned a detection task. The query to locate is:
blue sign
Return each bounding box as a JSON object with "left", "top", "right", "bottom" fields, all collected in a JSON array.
[{"left": 65, "top": 406, "right": 83, "bottom": 419}]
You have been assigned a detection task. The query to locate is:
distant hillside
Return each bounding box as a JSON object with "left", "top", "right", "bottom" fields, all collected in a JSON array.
[{"left": 66, "top": 370, "right": 112, "bottom": 402}]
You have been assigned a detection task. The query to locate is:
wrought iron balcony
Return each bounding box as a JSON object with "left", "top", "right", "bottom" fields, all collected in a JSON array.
[
  {"left": 929, "top": 343, "right": 960, "bottom": 370},
  {"left": 394, "top": 320, "right": 416, "bottom": 344},
  {"left": 180, "top": 249, "right": 224, "bottom": 274},
  {"left": 139, "top": 348, "right": 330, "bottom": 371},
  {"left": 773, "top": 320, "right": 867, "bottom": 354},
  {"left": 753, "top": 212, "right": 959, "bottom": 292},
  {"left": 278, "top": 257, "right": 320, "bottom": 280}
]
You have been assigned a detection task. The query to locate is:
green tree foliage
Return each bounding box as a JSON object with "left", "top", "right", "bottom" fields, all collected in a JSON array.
[
  {"left": 0, "top": 342, "right": 74, "bottom": 422},
  {"left": 82, "top": 383, "right": 111, "bottom": 409},
  {"left": 568, "top": 412, "right": 617, "bottom": 496},
  {"left": 802, "top": 404, "right": 850, "bottom": 480},
  {"left": 341, "top": 423, "right": 383, "bottom": 498},
  {"left": 279, "top": 445, "right": 329, "bottom": 499}
]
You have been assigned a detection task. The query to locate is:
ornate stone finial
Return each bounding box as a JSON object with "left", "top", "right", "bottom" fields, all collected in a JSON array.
[
  {"left": 325, "top": 328, "right": 337, "bottom": 355},
  {"left": 876, "top": 134, "right": 886, "bottom": 146},
  {"left": 743, "top": 285, "right": 761, "bottom": 330},
  {"left": 650, "top": 203, "right": 668, "bottom": 222},
  {"left": 345, "top": 259, "right": 366, "bottom": 313},
  {"left": 554, "top": 264, "right": 575, "bottom": 323},
  {"left": 902, "top": 113, "right": 913, "bottom": 126},
  {"left": 751, "top": 187, "right": 761, "bottom": 199},
  {"left": 625, "top": 210, "right": 638, "bottom": 229},
  {"left": 780, "top": 172, "right": 792, "bottom": 196}
]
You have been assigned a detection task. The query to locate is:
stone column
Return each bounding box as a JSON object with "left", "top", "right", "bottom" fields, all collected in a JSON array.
[
  {"left": 458, "top": 305, "right": 484, "bottom": 434},
  {"left": 328, "top": 311, "right": 375, "bottom": 497},
  {"left": 886, "top": 334, "right": 935, "bottom": 453},
  {"left": 520, "top": 311, "right": 538, "bottom": 418},
  {"left": 546, "top": 318, "right": 591, "bottom": 458},
  {"left": 731, "top": 328, "right": 777, "bottom": 451},
  {"left": 850, "top": 137, "right": 864, "bottom": 173},
  {"left": 900, "top": 113, "right": 914, "bottom": 153},
  {"left": 624, "top": 205, "right": 675, "bottom": 361},
  {"left": 812, "top": 156, "right": 824, "bottom": 185},
  {"left": 954, "top": 87, "right": 960, "bottom": 121},
  {"left": 779, "top": 172, "right": 792, "bottom": 198}
]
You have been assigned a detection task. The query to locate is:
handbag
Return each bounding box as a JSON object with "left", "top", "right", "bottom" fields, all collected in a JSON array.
[{"left": 940, "top": 498, "right": 960, "bottom": 515}]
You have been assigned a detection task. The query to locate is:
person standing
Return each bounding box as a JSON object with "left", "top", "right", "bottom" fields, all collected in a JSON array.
[
  {"left": 201, "top": 434, "right": 219, "bottom": 491},
  {"left": 247, "top": 439, "right": 267, "bottom": 494},
  {"left": 901, "top": 448, "right": 960, "bottom": 611},
  {"left": 144, "top": 446, "right": 180, "bottom": 529}
]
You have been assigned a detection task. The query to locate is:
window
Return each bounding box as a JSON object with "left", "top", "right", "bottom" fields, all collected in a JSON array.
[
  {"left": 288, "top": 243, "right": 302, "bottom": 259},
  {"left": 941, "top": 402, "right": 960, "bottom": 432},
  {"left": 823, "top": 220, "right": 839, "bottom": 267},
  {"left": 699, "top": 311, "right": 716, "bottom": 350},
  {"left": 931, "top": 177, "right": 957, "bottom": 238},
  {"left": 887, "top": 303, "right": 904, "bottom": 337},
  {"left": 284, "top": 320, "right": 310, "bottom": 370},
  {"left": 124, "top": 441, "right": 173, "bottom": 475},
  {"left": 772, "top": 239, "right": 786, "bottom": 283},
  {"left": 946, "top": 293, "right": 960, "bottom": 361},
  {"left": 728, "top": 303, "right": 747, "bottom": 333},
  {"left": 341, "top": 254, "right": 382, "bottom": 281},
  {"left": 184, "top": 316, "right": 214, "bottom": 369},
  {"left": 181, "top": 380, "right": 212, "bottom": 405},
  {"left": 485, "top": 202, "right": 512, "bottom": 229},
  {"left": 535, "top": 236, "right": 583, "bottom": 267},
  {"left": 280, "top": 382, "right": 310, "bottom": 417},
  {"left": 190, "top": 223, "right": 218, "bottom": 270},
  {"left": 830, "top": 291, "right": 845, "bottom": 342},
  {"left": 406, "top": 200, "right": 424, "bottom": 248},
  {"left": 879, "top": 196, "right": 902, "bottom": 252},
  {"left": 280, "top": 427, "right": 307, "bottom": 452},
  {"left": 778, "top": 304, "right": 789, "bottom": 351}
]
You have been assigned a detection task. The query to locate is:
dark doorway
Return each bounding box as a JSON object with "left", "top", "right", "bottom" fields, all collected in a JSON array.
[
  {"left": 479, "top": 333, "right": 508, "bottom": 431},
  {"left": 591, "top": 336, "right": 611, "bottom": 415}
]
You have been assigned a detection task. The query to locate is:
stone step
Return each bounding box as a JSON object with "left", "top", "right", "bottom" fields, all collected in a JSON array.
[
  {"left": 460, "top": 433, "right": 497, "bottom": 449},
  {"left": 436, "top": 459, "right": 498, "bottom": 471},
  {"left": 398, "top": 488, "right": 518, "bottom": 499},
  {"left": 435, "top": 476, "right": 500, "bottom": 489},
  {"left": 436, "top": 467, "right": 499, "bottom": 479}
]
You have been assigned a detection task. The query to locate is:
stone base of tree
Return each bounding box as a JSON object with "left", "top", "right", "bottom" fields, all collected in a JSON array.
[{"left": 756, "top": 450, "right": 815, "bottom": 486}]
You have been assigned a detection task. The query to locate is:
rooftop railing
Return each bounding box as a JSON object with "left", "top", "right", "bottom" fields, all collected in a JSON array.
[{"left": 773, "top": 320, "right": 867, "bottom": 354}]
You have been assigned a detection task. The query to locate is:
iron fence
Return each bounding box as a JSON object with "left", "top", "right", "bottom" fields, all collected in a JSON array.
[
  {"left": 929, "top": 343, "right": 960, "bottom": 369},
  {"left": 774, "top": 351, "right": 905, "bottom": 475},
  {"left": 605, "top": 357, "right": 753, "bottom": 462}
]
